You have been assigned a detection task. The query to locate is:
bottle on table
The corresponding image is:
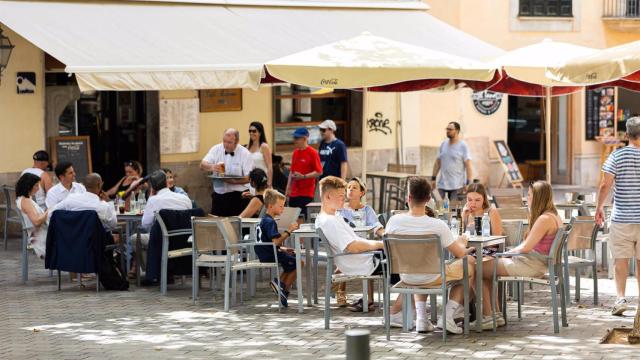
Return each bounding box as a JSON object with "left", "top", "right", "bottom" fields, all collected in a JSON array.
[
  {"left": 482, "top": 212, "right": 491, "bottom": 237},
  {"left": 353, "top": 209, "right": 363, "bottom": 227},
  {"left": 450, "top": 214, "right": 458, "bottom": 239},
  {"left": 443, "top": 193, "right": 450, "bottom": 215},
  {"left": 456, "top": 208, "right": 463, "bottom": 235}
]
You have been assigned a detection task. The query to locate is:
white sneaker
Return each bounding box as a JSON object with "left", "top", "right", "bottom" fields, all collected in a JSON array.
[
  {"left": 495, "top": 312, "right": 506, "bottom": 327},
  {"left": 452, "top": 306, "right": 465, "bottom": 320},
  {"left": 416, "top": 318, "right": 434, "bottom": 333},
  {"left": 612, "top": 298, "right": 629, "bottom": 316},
  {"left": 436, "top": 316, "right": 463, "bottom": 335},
  {"left": 469, "top": 316, "right": 494, "bottom": 331},
  {"left": 388, "top": 311, "right": 414, "bottom": 329}
]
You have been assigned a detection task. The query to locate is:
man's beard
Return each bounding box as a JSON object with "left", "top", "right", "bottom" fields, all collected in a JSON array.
[{"left": 446, "top": 133, "right": 454, "bottom": 139}]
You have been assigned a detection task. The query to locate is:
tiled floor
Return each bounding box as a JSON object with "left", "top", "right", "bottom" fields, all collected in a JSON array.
[{"left": 0, "top": 238, "right": 639, "bottom": 359}]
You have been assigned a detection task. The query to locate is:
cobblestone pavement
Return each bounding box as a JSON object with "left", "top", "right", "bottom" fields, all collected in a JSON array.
[{"left": 1, "top": 238, "right": 639, "bottom": 360}]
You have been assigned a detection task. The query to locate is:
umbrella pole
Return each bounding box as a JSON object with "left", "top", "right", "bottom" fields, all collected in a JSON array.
[
  {"left": 545, "top": 86, "right": 552, "bottom": 183},
  {"left": 361, "top": 88, "right": 369, "bottom": 183}
]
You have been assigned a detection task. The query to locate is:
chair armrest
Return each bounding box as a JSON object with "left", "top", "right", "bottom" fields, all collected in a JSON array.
[{"left": 333, "top": 250, "right": 383, "bottom": 258}]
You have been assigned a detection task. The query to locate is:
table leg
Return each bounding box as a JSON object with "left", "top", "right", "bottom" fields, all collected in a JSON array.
[
  {"left": 295, "top": 234, "right": 304, "bottom": 313},
  {"left": 313, "top": 236, "right": 319, "bottom": 304},
  {"left": 248, "top": 224, "right": 257, "bottom": 297},
  {"left": 135, "top": 224, "right": 142, "bottom": 287},
  {"left": 475, "top": 243, "right": 484, "bottom": 333},
  {"left": 379, "top": 177, "right": 387, "bottom": 215},
  {"left": 125, "top": 221, "right": 131, "bottom": 271},
  {"left": 306, "top": 238, "right": 312, "bottom": 307}
]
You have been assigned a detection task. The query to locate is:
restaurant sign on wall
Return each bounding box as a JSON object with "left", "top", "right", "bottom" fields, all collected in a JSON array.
[{"left": 472, "top": 90, "right": 502, "bottom": 116}]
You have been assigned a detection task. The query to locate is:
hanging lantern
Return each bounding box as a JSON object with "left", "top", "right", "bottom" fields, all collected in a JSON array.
[{"left": 0, "top": 26, "right": 15, "bottom": 84}]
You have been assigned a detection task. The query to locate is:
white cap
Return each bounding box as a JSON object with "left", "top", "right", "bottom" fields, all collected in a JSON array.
[{"left": 318, "top": 119, "right": 337, "bottom": 131}]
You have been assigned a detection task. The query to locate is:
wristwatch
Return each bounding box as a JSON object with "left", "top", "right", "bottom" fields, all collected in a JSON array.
[
  {"left": 284, "top": 230, "right": 291, "bottom": 236},
  {"left": 431, "top": 176, "right": 436, "bottom": 181}
]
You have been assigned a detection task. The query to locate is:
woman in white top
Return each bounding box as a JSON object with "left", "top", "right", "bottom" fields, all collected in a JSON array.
[
  {"left": 15, "top": 173, "right": 49, "bottom": 259},
  {"left": 246, "top": 121, "right": 273, "bottom": 187}
]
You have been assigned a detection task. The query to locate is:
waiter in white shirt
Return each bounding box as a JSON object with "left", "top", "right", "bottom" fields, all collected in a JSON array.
[
  {"left": 200, "top": 128, "right": 253, "bottom": 216},
  {"left": 50, "top": 173, "right": 118, "bottom": 231},
  {"left": 21, "top": 150, "right": 54, "bottom": 209},
  {"left": 45, "top": 162, "right": 86, "bottom": 209}
]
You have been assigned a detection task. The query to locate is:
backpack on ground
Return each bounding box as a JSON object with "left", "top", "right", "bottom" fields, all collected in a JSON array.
[{"left": 99, "top": 247, "right": 129, "bottom": 291}]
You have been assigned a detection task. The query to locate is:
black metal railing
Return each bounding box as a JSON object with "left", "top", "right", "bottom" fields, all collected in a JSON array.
[{"left": 603, "top": 0, "right": 640, "bottom": 17}]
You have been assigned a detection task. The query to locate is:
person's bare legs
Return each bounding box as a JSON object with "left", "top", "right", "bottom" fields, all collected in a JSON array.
[
  {"left": 280, "top": 270, "right": 296, "bottom": 292},
  {"left": 614, "top": 258, "right": 630, "bottom": 298}
]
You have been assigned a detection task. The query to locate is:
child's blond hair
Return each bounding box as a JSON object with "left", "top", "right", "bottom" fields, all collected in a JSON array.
[{"left": 264, "top": 188, "right": 286, "bottom": 207}]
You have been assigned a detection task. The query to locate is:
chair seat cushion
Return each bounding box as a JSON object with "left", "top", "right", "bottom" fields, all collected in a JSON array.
[
  {"left": 168, "top": 248, "right": 192, "bottom": 259},
  {"left": 497, "top": 275, "right": 558, "bottom": 285},
  {"left": 196, "top": 254, "right": 227, "bottom": 263},
  {"left": 567, "top": 255, "right": 594, "bottom": 265},
  {"left": 232, "top": 260, "right": 278, "bottom": 270},
  {"left": 331, "top": 273, "right": 383, "bottom": 283},
  {"left": 392, "top": 280, "right": 460, "bottom": 289}
]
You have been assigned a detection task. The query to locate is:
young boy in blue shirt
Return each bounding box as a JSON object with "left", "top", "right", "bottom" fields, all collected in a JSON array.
[{"left": 257, "top": 189, "right": 299, "bottom": 307}]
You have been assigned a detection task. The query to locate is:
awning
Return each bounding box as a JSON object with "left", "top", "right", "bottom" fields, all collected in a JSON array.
[{"left": 0, "top": 0, "right": 503, "bottom": 91}]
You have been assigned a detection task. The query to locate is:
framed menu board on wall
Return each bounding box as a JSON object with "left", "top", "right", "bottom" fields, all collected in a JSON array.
[{"left": 585, "top": 87, "right": 615, "bottom": 140}]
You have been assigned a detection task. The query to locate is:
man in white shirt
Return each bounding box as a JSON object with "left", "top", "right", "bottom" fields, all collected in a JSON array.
[
  {"left": 385, "top": 177, "right": 474, "bottom": 334},
  {"left": 21, "top": 150, "right": 54, "bottom": 209},
  {"left": 51, "top": 173, "right": 117, "bottom": 231},
  {"left": 200, "top": 128, "right": 253, "bottom": 216},
  {"left": 315, "top": 176, "right": 384, "bottom": 310},
  {"left": 45, "top": 162, "right": 86, "bottom": 209},
  {"left": 139, "top": 170, "right": 192, "bottom": 286},
  {"left": 140, "top": 170, "right": 193, "bottom": 230}
]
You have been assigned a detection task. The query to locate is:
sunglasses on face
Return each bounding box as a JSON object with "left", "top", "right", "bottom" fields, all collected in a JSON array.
[
  {"left": 248, "top": 129, "right": 258, "bottom": 133},
  {"left": 445, "top": 128, "right": 455, "bottom": 131},
  {"left": 319, "top": 128, "right": 327, "bottom": 133}
]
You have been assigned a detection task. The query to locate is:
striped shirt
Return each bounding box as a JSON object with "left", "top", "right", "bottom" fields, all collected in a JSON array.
[{"left": 602, "top": 146, "right": 640, "bottom": 223}]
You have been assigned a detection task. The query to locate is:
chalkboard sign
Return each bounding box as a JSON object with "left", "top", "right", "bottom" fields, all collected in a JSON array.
[
  {"left": 50, "top": 136, "right": 92, "bottom": 181},
  {"left": 493, "top": 140, "right": 523, "bottom": 184},
  {"left": 585, "top": 87, "right": 615, "bottom": 140}
]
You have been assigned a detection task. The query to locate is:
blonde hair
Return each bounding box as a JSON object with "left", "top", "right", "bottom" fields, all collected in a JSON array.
[
  {"left": 320, "top": 176, "right": 347, "bottom": 197},
  {"left": 264, "top": 189, "right": 286, "bottom": 207},
  {"left": 528, "top": 181, "right": 558, "bottom": 228}
]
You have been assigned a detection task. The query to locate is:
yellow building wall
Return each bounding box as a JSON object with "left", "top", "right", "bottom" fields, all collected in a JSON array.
[
  {"left": 159, "top": 87, "right": 272, "bottom": 163},
  {"left": 426, "top": 0, "right": 640, "bottom": 161},
  {"left": 0, "top": 26, "right": 45, "bottom": 173}
]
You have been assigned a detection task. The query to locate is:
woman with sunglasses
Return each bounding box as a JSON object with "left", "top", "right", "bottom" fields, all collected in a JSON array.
[
  {"left": 246, "top": 122, "right": 273, "bottom": 188},
  {"left": 105, "top": 160, "right": 144, "bottom": 199}
]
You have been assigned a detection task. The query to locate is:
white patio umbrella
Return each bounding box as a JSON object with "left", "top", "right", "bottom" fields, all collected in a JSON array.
[
  {"left": 266, "top": 32, "right": 499, "bottom": 182},
  {"left": 489, "top": 39, "right": 599, "bottom": 183}
]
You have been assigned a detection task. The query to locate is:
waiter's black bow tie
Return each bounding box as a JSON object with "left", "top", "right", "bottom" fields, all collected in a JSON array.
[{"left": 225, "top": 151, "right": 235, "bottom": 156}]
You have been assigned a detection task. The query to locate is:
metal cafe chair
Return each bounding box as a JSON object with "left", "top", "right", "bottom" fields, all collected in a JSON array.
[
  {"left": 383, "top": 233, "right": 470, "bottom": 341},
  {"left": 191, "top": 216, "right": 282, "bottom": 311},
  {"left": 496, "top": 207, "right": 529, "bottom": 221},
  {"left": 3, "top": 185, "right": 23, "bottom": 250},
  {"left": 491, "top": 225, "right": 572, "bottom": 334},
  {"left": 317, "top": 228, "right": 385, "bottom": 330},
  {"left": 563, "top": 216, "right": 600, "bottom": 305}
]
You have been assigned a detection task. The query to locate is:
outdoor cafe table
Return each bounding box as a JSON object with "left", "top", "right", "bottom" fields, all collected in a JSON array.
[
  {"left": 291, "top": 224, "right": 376, "bottom": 313},
  {"left": 366, "top": 171, "right": 416, "bottom": 214},
  {"left": 117, "top": 212, "right": 143, "bottom": 286},
  {"left": 467, "top": 235, "right": 507, "bottom": 333},
  {"left": 240, "top": 218, "right": 261, "bottom": 297}
]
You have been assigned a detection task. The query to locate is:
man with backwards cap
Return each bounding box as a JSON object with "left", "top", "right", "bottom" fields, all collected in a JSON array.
[
  {"left": 318, "top": 119, "right": 348, "bottom": 179},
  {"left": 21, "top": 150, "right": 54, "bottom": 209},
  {"left": 285, "top": 127, "right": 322, "bottom": 220}
]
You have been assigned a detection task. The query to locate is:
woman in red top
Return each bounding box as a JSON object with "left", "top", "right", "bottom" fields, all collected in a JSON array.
[{"left": 286, "top": 127, "right": 322, "bottom": 220}]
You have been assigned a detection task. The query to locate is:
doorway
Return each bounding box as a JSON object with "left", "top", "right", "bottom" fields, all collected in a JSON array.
[{"left": 45, "top": 74, "right": 158, "bottom": 187}]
